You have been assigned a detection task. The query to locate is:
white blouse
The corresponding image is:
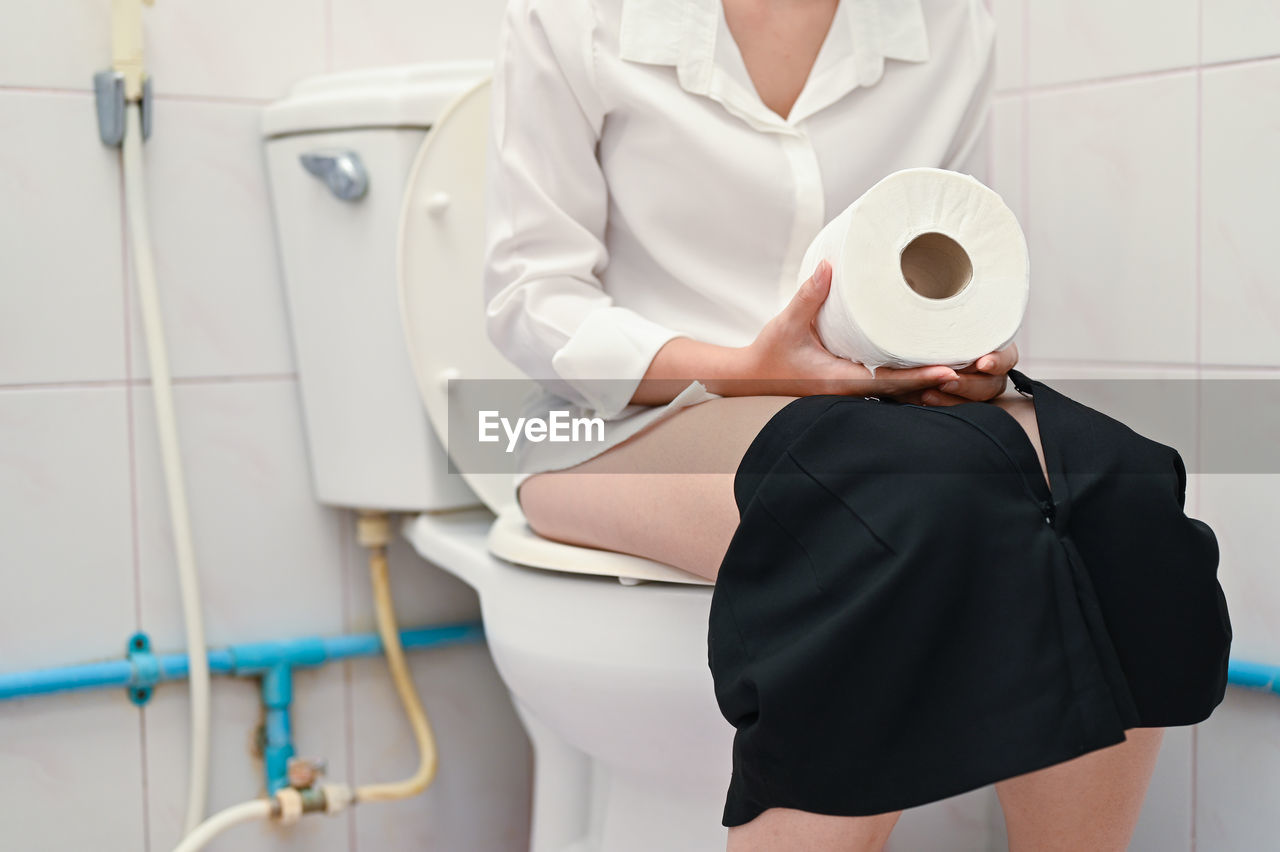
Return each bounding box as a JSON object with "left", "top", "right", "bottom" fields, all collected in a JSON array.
[{"left": 483, "top": 0, "right": 996, "bottom": 476}]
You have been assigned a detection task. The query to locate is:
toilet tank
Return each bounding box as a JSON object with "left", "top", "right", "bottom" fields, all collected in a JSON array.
[{"left": 262, "top": 62, "right": 488, "bottom": 511}]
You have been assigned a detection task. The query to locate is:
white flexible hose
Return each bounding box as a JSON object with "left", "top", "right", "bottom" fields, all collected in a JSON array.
[
  {"left": 123, "top": 101, "right": 211, "bottom": 834},
  {"left": 171, "top": 799, "right": 273, "bottom": 852}
]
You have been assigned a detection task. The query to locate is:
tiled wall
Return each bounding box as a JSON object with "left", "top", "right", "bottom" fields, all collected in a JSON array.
[
  {"left": 0, "top": 2, "right": 529, "bottom": 851},
  {"left": 1, "top": 1, "right": 1276, "bottom": 850},
  {"left": 987, "top": 1, "right": 1280, "bottom": 850}
]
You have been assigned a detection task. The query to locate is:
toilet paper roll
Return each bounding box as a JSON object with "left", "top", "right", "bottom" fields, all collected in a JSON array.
[{"left": 798, "top": 167, "right": 1029, "bottom": 373}]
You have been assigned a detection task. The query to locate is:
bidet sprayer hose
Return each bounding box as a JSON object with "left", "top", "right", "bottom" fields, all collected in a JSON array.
[
  {"left": 353, "top": 511, "right": 441, "bottom": 802},
  {"left": 123, "top": 99, "right": 211, "bottom": 835},
  {"left": 171, "top": 799, "right": 273, "bottom": 852},
  {"left": 167, "top": 512, "right": 440, "bottom": 851}
]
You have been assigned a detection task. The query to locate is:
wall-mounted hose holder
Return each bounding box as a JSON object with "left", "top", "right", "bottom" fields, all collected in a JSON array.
[
  {"left": 127, "top": 631, "right": 157, "bottom": 705},
  {"left": 94, "top": 70, "right": 152, "bottom": 147}
]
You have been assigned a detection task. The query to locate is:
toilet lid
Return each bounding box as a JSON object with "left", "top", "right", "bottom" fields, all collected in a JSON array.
[
  {"left": 398, "top": 79, "right": 525, "bottom": 513},
  {"left": 398, "top": 80, "right": 714, "bottom": 588}
]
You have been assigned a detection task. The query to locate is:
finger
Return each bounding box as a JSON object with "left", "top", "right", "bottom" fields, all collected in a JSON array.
[
  {"left": 869, "top": 364, "right": 958, "bottom": 396},
  {"left": 918, "top": 389, "right": 972, "bottom": 406},
  {"left": 974, "top": 342, "right": 1019, "bottom": 375},
  {"left": 941, "top": 373, "right": 1007, "bottom": 401},
  {"left": 888, "top": 389, "right": 932, "bottom": 406},
  {"left": 781, "top": 260, "right": 832, "bottom": 329}
]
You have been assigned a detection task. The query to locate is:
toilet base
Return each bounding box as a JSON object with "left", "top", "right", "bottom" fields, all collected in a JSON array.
[
  {"left": 516, "top": 700, "right": 728, "bottom": 852},
  {"left": 403, "top": 511, "right": 734, "bottom": 852}
]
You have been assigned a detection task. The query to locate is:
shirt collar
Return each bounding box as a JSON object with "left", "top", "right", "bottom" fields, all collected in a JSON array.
[{"left": 619, "top": 0, "right": 930, "bottom": 130}]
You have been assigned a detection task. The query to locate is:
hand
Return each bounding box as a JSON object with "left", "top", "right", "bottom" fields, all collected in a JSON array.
[
  {"left": 733, "top": 260, "right": 959, "bottom": 398},
  {"left": 898, "top": 343, "right": 1020, "bottom": 407}
]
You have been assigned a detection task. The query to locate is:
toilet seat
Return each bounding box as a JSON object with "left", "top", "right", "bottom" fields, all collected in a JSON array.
[
  {"left": 488, "top": 505, "right": 712, "bottom": 586},
  {"left": 398, "top": 79, "right": 712, "bottom": 588}
]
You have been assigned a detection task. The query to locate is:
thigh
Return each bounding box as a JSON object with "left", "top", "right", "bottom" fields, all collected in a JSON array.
[
  {"left": 727, "top": 807, "right": 902, "bottom": 852},
  {"left": 990, "top": 391, "right": 1048, "bottom": 486},
  {"left": 517, "top": 395, "right": 797, "bottom": 581},
  {"left": 995, "top": 727, "right": 1165, "bottom": 852}
]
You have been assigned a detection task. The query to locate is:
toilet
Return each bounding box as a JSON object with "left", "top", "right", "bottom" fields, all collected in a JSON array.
[{"left": 263, "top": 63, "right": 733, "bottom": 851}]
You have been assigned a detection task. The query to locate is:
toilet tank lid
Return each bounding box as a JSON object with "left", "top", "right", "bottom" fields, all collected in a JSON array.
[{"left": 262, "top": 60, "right": 492, "bottom": 138}]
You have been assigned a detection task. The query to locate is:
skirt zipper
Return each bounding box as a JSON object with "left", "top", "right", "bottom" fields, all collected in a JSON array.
[{"left": 908, "top": 405, "right": 1056, "bottom": 526}]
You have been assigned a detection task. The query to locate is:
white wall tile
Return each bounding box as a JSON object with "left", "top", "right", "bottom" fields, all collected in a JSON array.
[
  {"left": 990, "top": 0, "right": 1025, "bottom": 92},
  {"left": 345, "top": 532, "right": 482, "bottom": 635},
  {"left": 144, "top": 668, "right": 351, "bottom": 852},
  {"left": 1027, "top": 0, "right": 1198, "bottom": 86},
  {"left": 1130, "top": 726, "right": 1193, "bottom": 852},
  {"left": 347, "top": 647, "right": 532, "bottom": 851},
  {"left": 142, "top": 0, "right": 326, "bottom": 100},
  {"left": 128, "top": 99, "right": 295, "bottom": 379},
  {"left": 1025, "top": 75, "right": 1198, "bottom": 364},
  {"left": 1200, "top": 60, "right": 1280, "bottom": 366},
  {"left": 0, "top": 91, "right": 125, "bottom": 385},
  {"left": 0, "top": 387, "right": 136, "bottom": 668},
  {"left": 1202, "top": 0, "right": 1280, "bottom": 65},
  {"left": 1194, "top": 690, "right": 1280, "bottom": 851},
  {"left": 1013, "top": 364, "right": 1200, "bottom": 470},
  {"left": 1196, "top": 474, "right": 1280, "bottom": 660},
  {"left": 887, "top": 788, "right": 998, "bottom": 852},
  {"left": 132, "top": 380, "right": 347, "bottom": 648},
  {"left": 987, "top": 97, "right": 1028, "bottom": 360},
  {"left": 0, "top": 692, "right": 146, "bottom": 851},
  {"left": 329, "top": 0, "right": 506, "bottom": 72},
  {"left": 0, "top": 1, "right": 111, "bottom": 91},
  {"left": 988, "top": 96, "right": 1026, "bottom": 224}
]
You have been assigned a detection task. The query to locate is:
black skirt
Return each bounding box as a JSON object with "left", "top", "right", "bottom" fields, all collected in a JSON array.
[{"left": 707, "top": 368, "right": 1232, "bottom": 827}]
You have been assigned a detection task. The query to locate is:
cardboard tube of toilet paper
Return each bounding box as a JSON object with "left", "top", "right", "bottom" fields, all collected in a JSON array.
[{"left": 798, "top": 168, "right": 1029, "bottom": 373}]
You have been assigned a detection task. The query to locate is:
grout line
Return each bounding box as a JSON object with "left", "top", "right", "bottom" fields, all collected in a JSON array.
[
  {"left": 152, "top": 92, "right": 273, "bottom": 106},
  {"left": 1025, "top": 358, "right": 1280, "bottom": 374},
  {"left": 338, "top": 511, "right": 360, "bottom": 852},
  {"left": 1023, "top": 357, "right": 1201, "bottom": 370},
  {"left": 1191, "top": 4, "right": 1203, "bottom": 844},
  {"left": 0, "top": 85, "right": 92, "bottom": 98},
  {"left": 121, "top": 162, "right": 144, "bottom": 638},
  {"left": 0, "top": 373, "right": 300, "bottom": 392},
  {"left": 1019, "top": 0, "right": 1031, "bottom": 359},
  {"left": 325, "top": 0, "right": 336, "bottom": 74},
  {"left": 138, "top": 708, "right": 153, "bottom": 852},
  {"left": 162, "top": 372, "right": 300, "bottom": 386},
  {"left": 984, "top": 50, "right": 1280, "bottom": 99},
  {"left": 0, "top": 84, "right": 271, "bottom": 105},
  {"left": 0, "top": 378, "right": 127, "bottom": 391},
  {"left": 119, "top": 121, "right": 153, "bottom": 852}
]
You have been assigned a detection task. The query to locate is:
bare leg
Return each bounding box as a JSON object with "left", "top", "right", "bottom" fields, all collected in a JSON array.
[
  {"left": 990, "top": 396, "right": 1163, "bottom": 849},
  {"left": 521, "top": 389, "right": 1048, "bottom": 580},
  {"left": 727, "top": 808, "right": 902, "bottom": 852},
  {"left": 519, "top": 395, "right": 798, "bottom": 581},
  {"left": 996, "top": 728, "right": 1165, "bottom": 851},
  {"left": 521, "top": 391, "right": 1144, "bottom": 851}
]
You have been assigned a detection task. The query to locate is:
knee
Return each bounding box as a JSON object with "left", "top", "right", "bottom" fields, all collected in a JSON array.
[{"left": 516, "top": 472, "right": 567, "bottom": 540}]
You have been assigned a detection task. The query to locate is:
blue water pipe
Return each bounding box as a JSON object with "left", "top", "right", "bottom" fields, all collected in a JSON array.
[
  {"left": 262, "top": 663, "right": 295, "bottom": 794},
  {"left": 0, "top": 629, "right": 1274, "bottom": 791},
  {"left": 1227, "top": 658, "right": 1280, "bottom": 695},
  {"left": 0, "top": 621, "right": 484, "bottom": 793}
]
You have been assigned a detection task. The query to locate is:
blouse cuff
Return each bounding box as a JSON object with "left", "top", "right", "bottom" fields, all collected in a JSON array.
[{"left": 551, "top": 306, "right": 683, "bottom": 419}]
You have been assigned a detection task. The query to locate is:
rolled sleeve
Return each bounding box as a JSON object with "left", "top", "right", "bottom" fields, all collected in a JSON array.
[
  {"left": 551, "top": 306, "right": 683, "bottom": 418},
  {"left": 483, "top": 0, "right": 680, "bottom": 418}
]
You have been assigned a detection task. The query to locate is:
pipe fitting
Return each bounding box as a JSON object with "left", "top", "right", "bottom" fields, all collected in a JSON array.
[{"left": 356, "top": 510, "right": 391, "bottom": 549}]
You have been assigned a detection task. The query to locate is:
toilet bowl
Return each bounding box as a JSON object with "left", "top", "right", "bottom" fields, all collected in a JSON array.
[
  {"left": 405, "top": 510, "right": 730, "bottom": 852},
  {"left": 263, "top": 64, "right": 733, "bottom": 851}
]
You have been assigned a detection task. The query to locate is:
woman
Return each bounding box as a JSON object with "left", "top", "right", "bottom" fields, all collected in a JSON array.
[{"left": 483, "top": 1, "right": 1231, "bottom": 849}]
